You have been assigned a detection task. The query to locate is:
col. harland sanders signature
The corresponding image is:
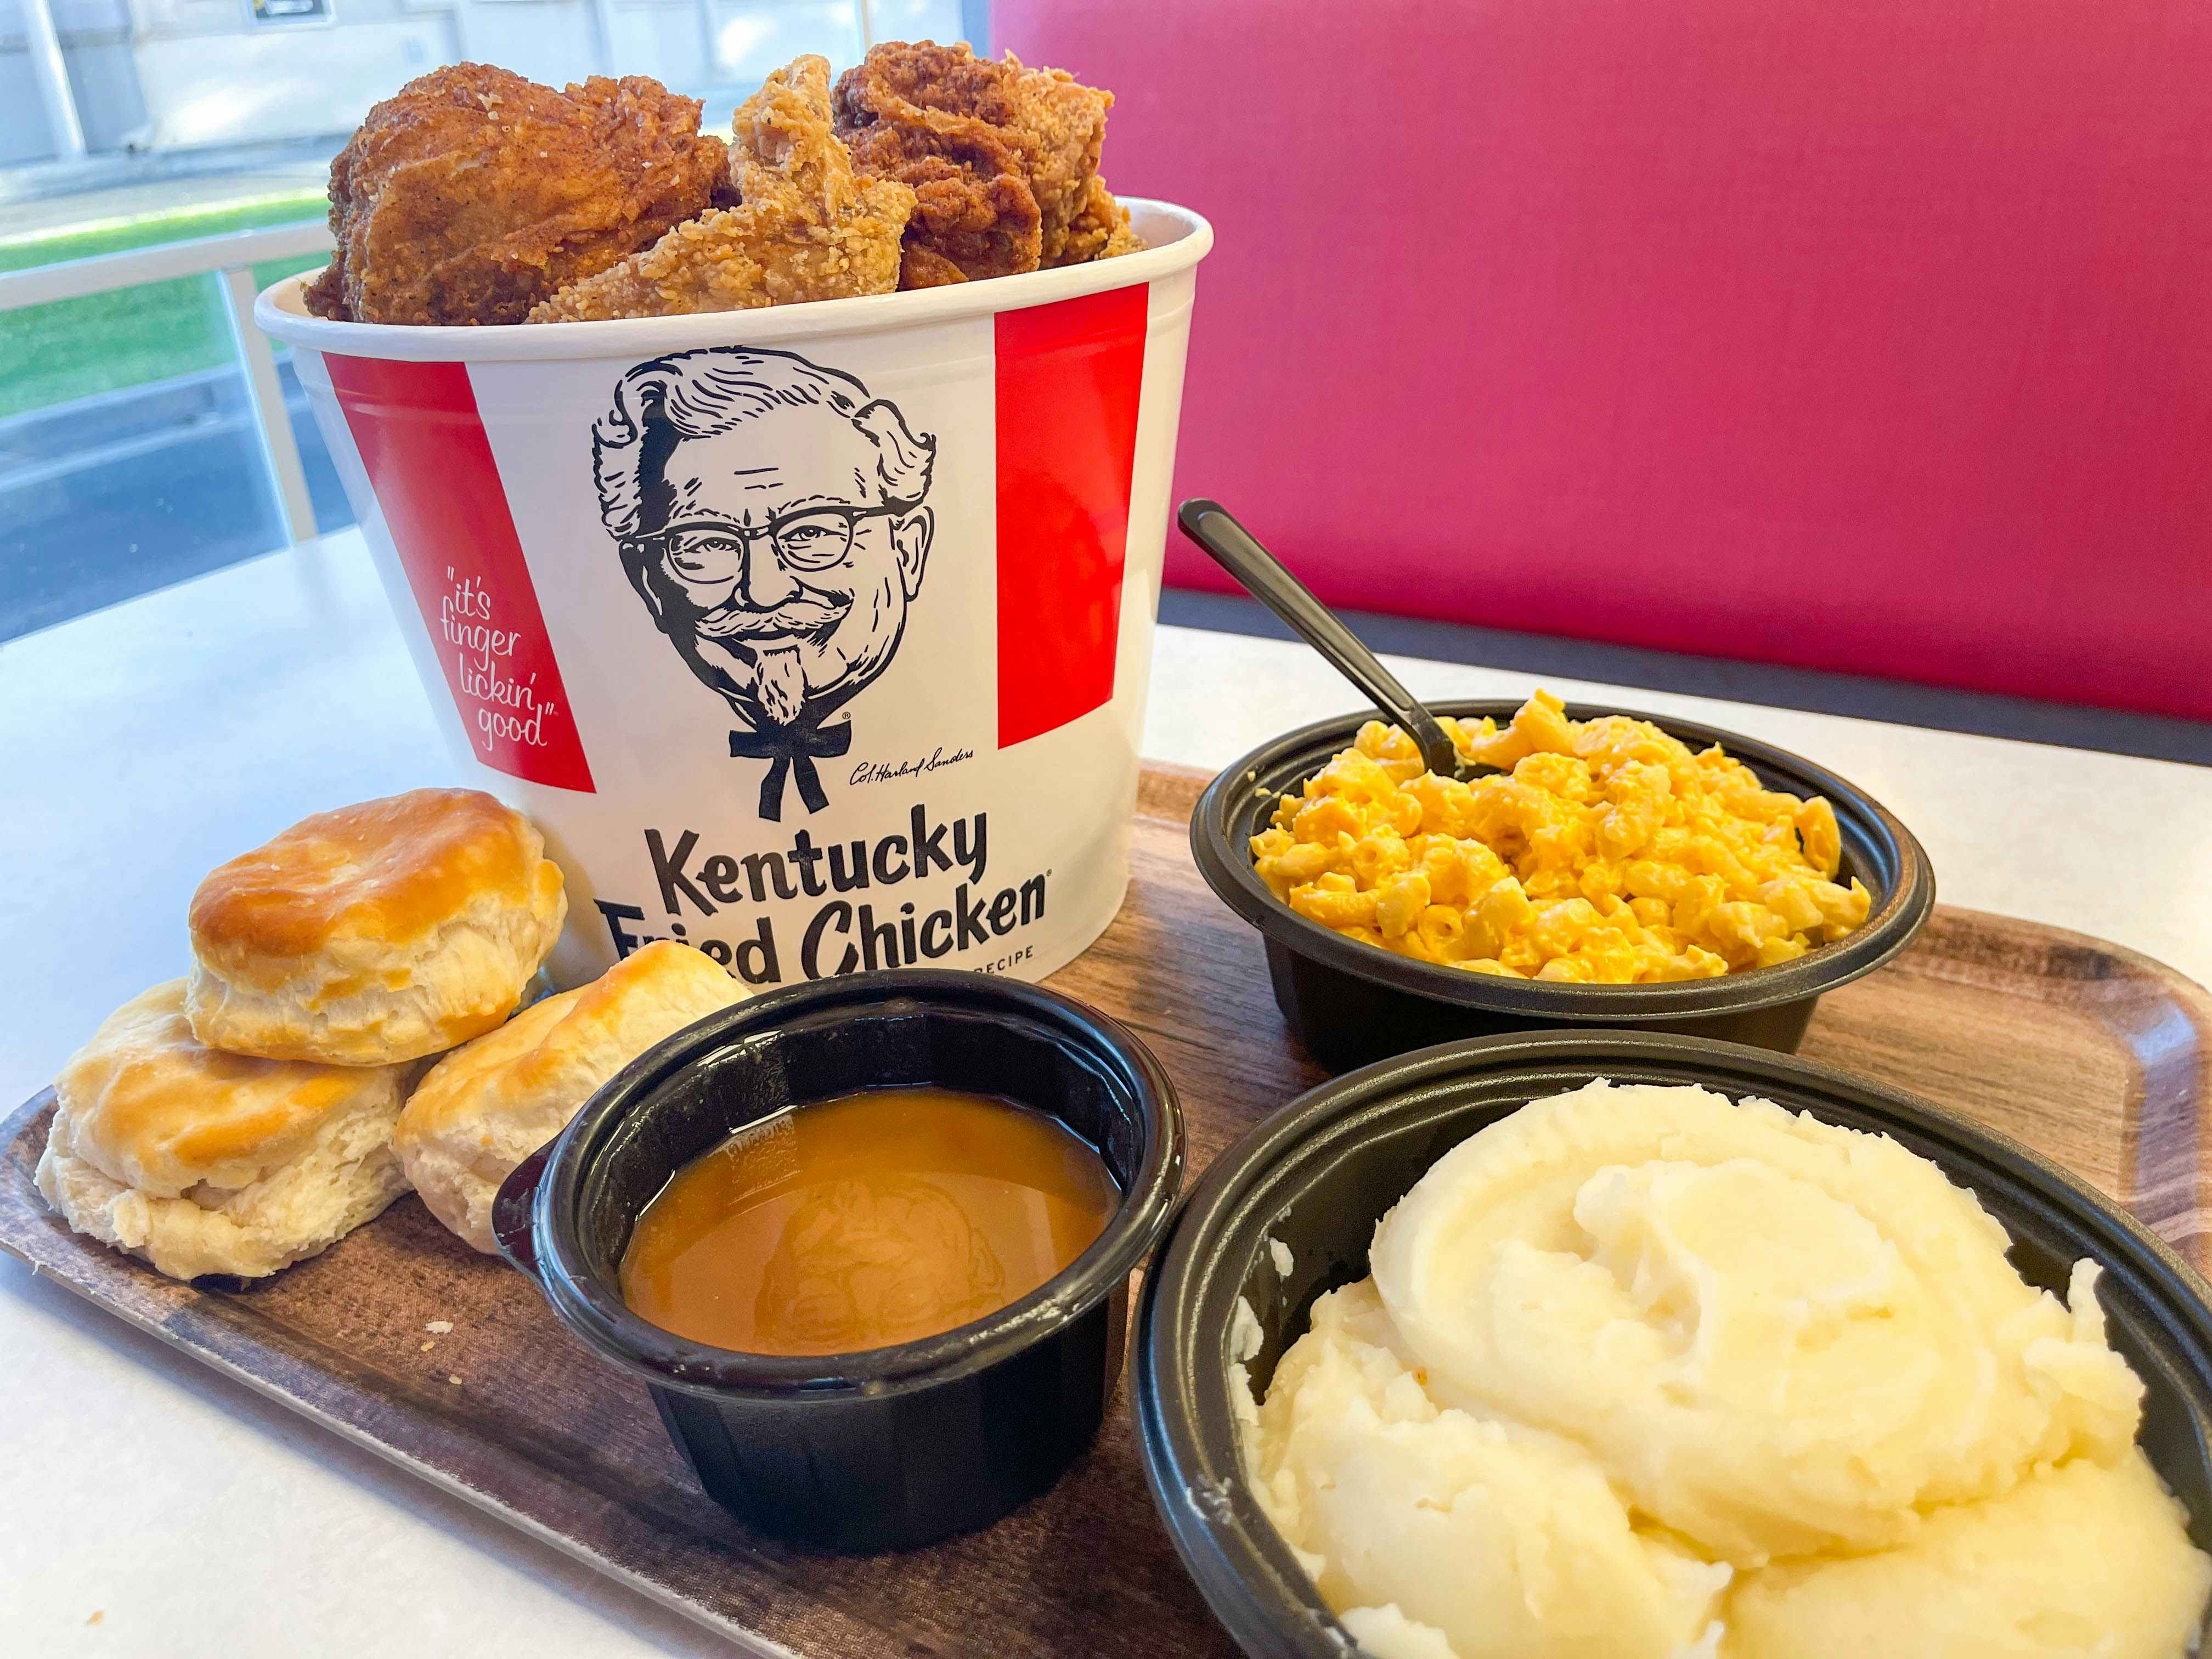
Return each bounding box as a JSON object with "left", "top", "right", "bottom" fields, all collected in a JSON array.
[{"left": 851, "top": 745, "right": 973, "bottom": 787}]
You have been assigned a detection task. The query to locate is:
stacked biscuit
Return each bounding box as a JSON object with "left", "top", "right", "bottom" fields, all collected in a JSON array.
[{"left": 37, "top": 788, "right": 747, "bottom": 1279}]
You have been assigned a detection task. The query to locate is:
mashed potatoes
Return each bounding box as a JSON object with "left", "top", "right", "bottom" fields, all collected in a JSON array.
[{"left": 1243, "top": 1081, "right": 2212, "bottom": 1658}]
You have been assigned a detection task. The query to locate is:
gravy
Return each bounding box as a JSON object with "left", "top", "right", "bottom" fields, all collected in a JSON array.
[{"left": 619, "top": 1087, "right": 1119, "bottom": 1356}]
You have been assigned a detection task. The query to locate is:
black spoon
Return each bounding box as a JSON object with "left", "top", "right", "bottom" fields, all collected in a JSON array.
[{"left": 1176, "top": 498, "right": 1487, "bottom": 782}]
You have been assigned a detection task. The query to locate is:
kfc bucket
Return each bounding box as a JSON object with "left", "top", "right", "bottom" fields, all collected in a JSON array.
[{"left": 257, "top": 201, "right": 1210, "bottom": 990}]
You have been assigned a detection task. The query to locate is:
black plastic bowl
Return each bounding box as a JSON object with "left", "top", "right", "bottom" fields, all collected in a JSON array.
[
  {"left": 493, "top": 969, "right": 1184, "bottom": 1552},
  {"left": 1135, "top": 1030, "right": 2212, "bottom": 1655},
  {"left": 1190, "top": 699, "right": 1934, "bottom": 1071}
]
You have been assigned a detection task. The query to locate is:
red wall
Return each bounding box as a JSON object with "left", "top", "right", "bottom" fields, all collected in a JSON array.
[{"left": 1000, "top": 0, "right": 2212, "bottom": 720}]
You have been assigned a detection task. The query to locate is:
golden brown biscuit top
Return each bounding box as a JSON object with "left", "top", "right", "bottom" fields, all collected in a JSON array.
[
  {"left": 189, "top": 789, "right": 562, "bottom": 981},
  {"left": 56, "top": 981, "right": 388, "bottom": 1196},
  {"left": 398, "top": 941, "right": 740, "bottom": 1143}
]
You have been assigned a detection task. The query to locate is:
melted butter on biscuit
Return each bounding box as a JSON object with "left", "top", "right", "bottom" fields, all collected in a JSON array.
[
  {"left": 189, "top": 787, "right": 556, "bottom": 979},
  {"left": 56, "top": 981, "right": 387, "bottom": 1196}
]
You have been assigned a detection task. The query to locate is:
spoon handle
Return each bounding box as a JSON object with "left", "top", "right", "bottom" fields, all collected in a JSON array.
[{"left": 1176, "top": 499, "right": 1464, "bottom": 778}]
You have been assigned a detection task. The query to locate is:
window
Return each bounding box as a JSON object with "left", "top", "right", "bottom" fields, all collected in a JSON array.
[{"left": 0, "top": 0, "right": 979, "bottom": 640}]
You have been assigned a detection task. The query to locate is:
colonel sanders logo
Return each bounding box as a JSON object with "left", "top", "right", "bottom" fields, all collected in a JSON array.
[{"left": 593, "top": 347, "right": 936, "bottom": 820}]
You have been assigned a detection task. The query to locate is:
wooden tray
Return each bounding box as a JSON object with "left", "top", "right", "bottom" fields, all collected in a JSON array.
[{"left": 5, "top": 763, "right": 2210, "bottom": 1657}]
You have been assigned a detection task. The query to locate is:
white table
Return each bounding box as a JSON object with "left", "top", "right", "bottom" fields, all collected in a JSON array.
[{"left": 4, "top": 531, "right": 2209, "bottom": 1656}]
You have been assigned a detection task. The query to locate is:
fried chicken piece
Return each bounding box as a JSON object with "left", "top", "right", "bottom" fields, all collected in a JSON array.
[
  {"left": 1009, "top": 59, "right": 1120, "bottom": 264},
  {"left": 529, "top": 57, "right": 913, "bottom": 321},
  {"left": 901, "top": 174, "right": 1143, "bottom": 286},
  {"left": 304, "top": 64, "right": 729, "bottom": 325},
  {"left": 1051, "top": 174, "right": 1145, "bottom": 267},
  {"left": 832, "top": 41, "right": 1135, "bottom": 284},
  {"left": 874, "top": 137, "right": 1043, "bottom": 281},
  {"left": 901, "top": 242, "right": 973, "bottom": 289}
]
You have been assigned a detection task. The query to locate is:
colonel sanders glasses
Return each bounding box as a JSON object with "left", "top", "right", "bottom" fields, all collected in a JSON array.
[{"left": 642, "top": 504, "right": 903, "bottom": 590}]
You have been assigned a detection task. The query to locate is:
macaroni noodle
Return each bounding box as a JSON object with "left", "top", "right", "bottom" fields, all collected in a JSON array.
[{"left": 1250, "top": 692, "right": 1872, "bottom": 982}]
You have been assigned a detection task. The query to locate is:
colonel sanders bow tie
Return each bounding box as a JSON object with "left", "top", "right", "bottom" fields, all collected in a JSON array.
[{"left": 730, "top": 715, "right": 853, "bottom": 821}]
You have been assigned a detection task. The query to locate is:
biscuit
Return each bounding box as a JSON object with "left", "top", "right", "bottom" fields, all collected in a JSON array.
[
  {"left": 397, "top": 941, "right": 747, "bottom": 1253},
  {"left": 186, "top": 788, "right": 568, "bottom": 1066},
  {"left": 35, "top": 981, "right": 411, "bottom": 1280}
]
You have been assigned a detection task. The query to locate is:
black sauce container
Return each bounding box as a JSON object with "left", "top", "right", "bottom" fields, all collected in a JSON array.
[
  {"left": 1133, "top": 1029, "right": 2212, "bottom": 1655},
  {"left": 1190, "top": 700, "right": 1935, "bottom": 1071},
  {"left": 494, "top": 969, "right": 1184, "bottom": 1551}
]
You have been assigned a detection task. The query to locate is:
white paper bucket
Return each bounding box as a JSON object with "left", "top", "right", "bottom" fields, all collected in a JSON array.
[{"left": 259, "top": 202, "right": 1211, "bottom": 990}]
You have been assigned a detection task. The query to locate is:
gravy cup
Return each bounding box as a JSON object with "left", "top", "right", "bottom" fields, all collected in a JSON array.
[{"left": 493, "top": 968, "right": 1183, "bottom": 1550}]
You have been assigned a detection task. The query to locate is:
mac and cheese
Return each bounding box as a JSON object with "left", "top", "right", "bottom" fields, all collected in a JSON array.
[{"left": 1250, "top": 691, "right": 1872, "bottom": 982}]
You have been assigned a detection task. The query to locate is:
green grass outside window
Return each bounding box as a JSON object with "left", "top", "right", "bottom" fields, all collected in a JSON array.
[{"left": 0, "top": 190, "right": 329, "bottom": 421}]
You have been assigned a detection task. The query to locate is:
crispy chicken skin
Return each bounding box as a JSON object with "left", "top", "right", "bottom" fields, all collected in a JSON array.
[
  {"left": 900, "top": 242, "right": 973, "bottom": 289},
  {"left": 1052, "top": 173, "right": 1144, "bottom": 267},
  {"left": 528, "top": 56, "right": 912, "bottom": 321},
  {"left": 303, "top": 64, "right": 729, "bottom": 325},
  {"left": 831, "top": 40, "right": 1142, "bottom": 285}
]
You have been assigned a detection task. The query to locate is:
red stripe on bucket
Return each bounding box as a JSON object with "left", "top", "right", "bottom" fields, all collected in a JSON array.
[
  {"left": 323, "top": 355, "right": 595, "bottom": 794},
  {"left": 994, "top": 286, "right": 1149, "bottom": 749}
]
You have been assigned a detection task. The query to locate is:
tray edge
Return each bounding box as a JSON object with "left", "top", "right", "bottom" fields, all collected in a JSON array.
[{"left": 0, "top": 1089, "right": 803, "bottom": 1659}]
